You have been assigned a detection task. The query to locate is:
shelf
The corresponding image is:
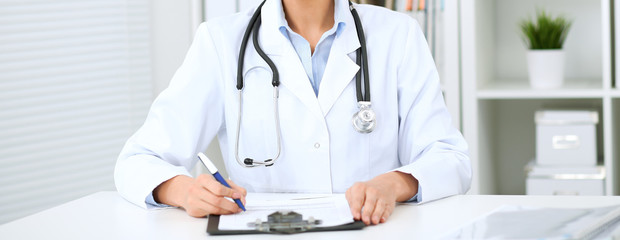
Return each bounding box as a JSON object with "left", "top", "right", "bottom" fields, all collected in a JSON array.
[
  {"left": 477, "top": 79, "right": 604, "bottom": 99},
  {"left": 609, "top": 90, "right": 620, "bottom": 98}
]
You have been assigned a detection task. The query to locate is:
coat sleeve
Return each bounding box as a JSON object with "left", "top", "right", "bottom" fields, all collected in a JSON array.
[
  {"left": 114, "top": 23, "right": 225, "bottom": 209},
  {"left": 393, "top": 19, "right": 472, "bottom": 203}
]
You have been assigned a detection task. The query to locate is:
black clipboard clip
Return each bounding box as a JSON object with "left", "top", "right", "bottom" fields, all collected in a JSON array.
[{"left": 247, "top": 211, "right": 322, "bottom": 234}]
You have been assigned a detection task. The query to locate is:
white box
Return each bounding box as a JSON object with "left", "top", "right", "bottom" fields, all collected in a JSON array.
[
  {"left": 525, "top": 161, "right": 605, "bottom": 195},
  {"left": 526, "top": 178, "right": 605, "bottom": 195},
  {"left": 535, "top": 110, "right": 598, "bottom": 166}
]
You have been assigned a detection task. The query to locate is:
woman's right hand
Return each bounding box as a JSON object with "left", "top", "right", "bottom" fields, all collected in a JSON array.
[{"left": 153, "top": 174, "right": 247, "bottom": 217}]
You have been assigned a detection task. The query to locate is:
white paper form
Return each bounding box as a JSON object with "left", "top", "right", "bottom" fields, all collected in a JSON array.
[{"left": 218, "top": 193, "right": 354, "bottom": 230}]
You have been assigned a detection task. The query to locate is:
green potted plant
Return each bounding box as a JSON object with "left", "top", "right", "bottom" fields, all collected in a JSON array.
[{"left": 520, "top": 10, "right": 572, "bottom": 89}]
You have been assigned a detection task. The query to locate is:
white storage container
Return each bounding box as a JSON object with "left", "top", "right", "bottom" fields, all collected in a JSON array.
[
  {"left": 526, "top": 178, "right": 604, "bottom": 195},
  {"left": 535, "top": 110, "right": 598, "bottom": 166},
  {"left": 525, "top": 161, "right": 605, "bottom": 195}
]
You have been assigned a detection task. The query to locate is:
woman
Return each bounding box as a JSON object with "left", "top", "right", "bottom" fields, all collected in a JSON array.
[{"left": 115, "top": 0, "right": 471, "bottom": 225}]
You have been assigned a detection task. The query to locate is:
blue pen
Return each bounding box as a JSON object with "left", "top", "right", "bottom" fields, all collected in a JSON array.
[{"left": 197, "top": 152, "right": 246, "bottom": 211}]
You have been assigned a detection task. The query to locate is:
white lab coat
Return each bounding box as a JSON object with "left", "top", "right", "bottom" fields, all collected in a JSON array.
[{"left": 114, "top": 0, "right": 472, "bottom": 209}]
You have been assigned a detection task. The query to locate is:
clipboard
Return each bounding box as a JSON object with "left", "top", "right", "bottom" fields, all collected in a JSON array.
[{"left": 206, "top": 214, "right": 365, "bottom": 235}]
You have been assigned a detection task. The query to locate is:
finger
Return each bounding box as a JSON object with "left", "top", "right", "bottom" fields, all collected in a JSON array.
[
  {"left": 380, "top": 203, "right": 394, "bottom": 223},
  {"left": 345, "top": 188, "right": 353, "bottom": 214},
  {"left": 201, "top": 190, "right": 241, "bottom": 213},
  {"left": 189, "top": 181, "right": 240, "bottom": 214},
  {"left": 200, "top": 176, "right": 235, "bottom": 198},
  {"left": 194, "top": 176, "right": 241, "bottom": 213},
  {"left": 198, "top": 199, "right": 236, "bottom": 216},
  {"left": 228, "top": 180, "right": 247, "bottom": 196},
  {"left": 186, "top": 193, "right": 235, "bottom": 217},
  {"left": 346, "top": 184, "right": 366, "bottom": 220},
  {"left": 205, "top": 201, "right": 237, "bottom": 215},
  {"left": 345, "top": 188, "right": 357, "bottom": 220},
  {"left": 195, "top": 174, "right": 219, "bottom": 193},
  {"left": 236, "top": 193, "right": 246, "bottom": 206},
  {"left": 345, "top": 188, "right": 359, "bottom": 220},
  {"left": 184, "top": 196, "right": 209, "bottom": 217},
  {"left": 225, "top": 180, "right": 247, "bottom": 206},
  {"left": 361, "top": 192, "right": 378, "bottom": 225},
  {"left": 185, "top": 206, "right": 208, "bottom": 217},
  {"left": 370, "top": 199, "right": 388, "bottom": 225}
]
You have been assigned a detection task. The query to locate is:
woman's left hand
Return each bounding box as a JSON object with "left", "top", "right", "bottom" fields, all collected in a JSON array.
[{"left": 345, "top": 171, "right": 418, "bottom": 225}]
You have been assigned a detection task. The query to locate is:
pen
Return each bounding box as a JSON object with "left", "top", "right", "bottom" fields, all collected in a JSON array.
[{"left": 197, "top": 152, "right": 246, "bottom": 211}]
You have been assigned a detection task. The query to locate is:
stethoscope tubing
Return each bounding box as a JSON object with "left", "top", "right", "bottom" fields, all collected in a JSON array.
[
  {"left": 234, "top": 0, "right": 374, "bottom": 168},
  {"left": 236, "top": 0, "right": 267, "bottom": 90},
  {"left": 234, "top": 88, "right": 282, "bottom": 168},
  {"left": 349, "top": 2, "right": 370, "bottom": 102},
  {"left": 235, "top": 0, "right": 283, "bottom": 168}
]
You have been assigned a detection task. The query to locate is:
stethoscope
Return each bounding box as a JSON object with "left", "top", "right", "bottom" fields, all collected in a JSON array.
[{"left": 235, "top": 0, "right": 375, "bottom": 168}]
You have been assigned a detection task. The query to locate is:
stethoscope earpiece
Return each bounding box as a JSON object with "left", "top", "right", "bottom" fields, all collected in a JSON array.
[
  {"left": 243, "top": 158, "right": 253, "bottom": 165},
  {"left": 243, "top": 158, "right": 274, "bottom": 167}
]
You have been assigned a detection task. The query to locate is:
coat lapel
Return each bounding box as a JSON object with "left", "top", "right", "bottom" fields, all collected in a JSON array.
[
  {"left": 274, "top": 48, "right": 325, "bottom": 119},
  {"left": 317, "top": 6, "right": 361, "bottom": 117},
  {"left": 241, "top": 0, "right": 323, "bottom": 119},
  {"left": 242, "top": 0, "right": 363, "bottom": 119}
]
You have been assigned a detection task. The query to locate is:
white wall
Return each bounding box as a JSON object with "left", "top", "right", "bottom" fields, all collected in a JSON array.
[
  {"left": 0, "top": 0, "right": 152, "bottom": 224},
  {"left": 151, "top": 0, "right": 195, "bottom": 95},
  {"left": 150, "top": 0, "right": 226, "bottom": 176}
]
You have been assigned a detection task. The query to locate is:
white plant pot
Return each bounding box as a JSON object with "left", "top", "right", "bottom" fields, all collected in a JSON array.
[{"left": 527, "top": 49, "right": 565, "bottom": 89}]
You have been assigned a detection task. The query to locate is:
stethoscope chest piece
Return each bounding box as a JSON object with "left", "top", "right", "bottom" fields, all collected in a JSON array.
[{"left": 352, "top": 101, "right": 376, "bottom": 133}]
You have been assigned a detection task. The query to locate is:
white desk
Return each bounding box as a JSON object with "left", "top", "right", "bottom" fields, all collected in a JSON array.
[{"left": 2, "top": 191, "right": 620, "bottom": 239}]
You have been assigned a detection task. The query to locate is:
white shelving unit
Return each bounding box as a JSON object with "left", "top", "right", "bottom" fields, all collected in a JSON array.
[{"left": 460, "top": 0, "right": 616, "bottom": 195}]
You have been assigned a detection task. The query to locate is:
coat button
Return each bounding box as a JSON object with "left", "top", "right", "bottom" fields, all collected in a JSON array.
[{"left": 314, "top": 142, "right": 320, "bottom": 148}]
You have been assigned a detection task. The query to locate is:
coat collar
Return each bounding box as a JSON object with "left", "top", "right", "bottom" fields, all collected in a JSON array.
[
  {"left": 257, "top": 0, "right": 360, "bottom": 56},
  {"left": 242, "top": 0, "right": 362, "bottom": 117}
]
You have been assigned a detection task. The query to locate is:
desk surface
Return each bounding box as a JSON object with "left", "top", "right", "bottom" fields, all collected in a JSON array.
[{"left": 2, "top": 191, "right": 620, "bottom": 239}]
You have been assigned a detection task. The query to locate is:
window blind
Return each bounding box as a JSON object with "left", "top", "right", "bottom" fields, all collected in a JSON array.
[{"left": 0, "top": 0, "right": 151, "bottom": 223}]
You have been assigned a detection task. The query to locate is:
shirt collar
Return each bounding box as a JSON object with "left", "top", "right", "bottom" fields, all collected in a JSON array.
[{"left": 274, "top": 0, "right": 348, "bottom": 38}]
